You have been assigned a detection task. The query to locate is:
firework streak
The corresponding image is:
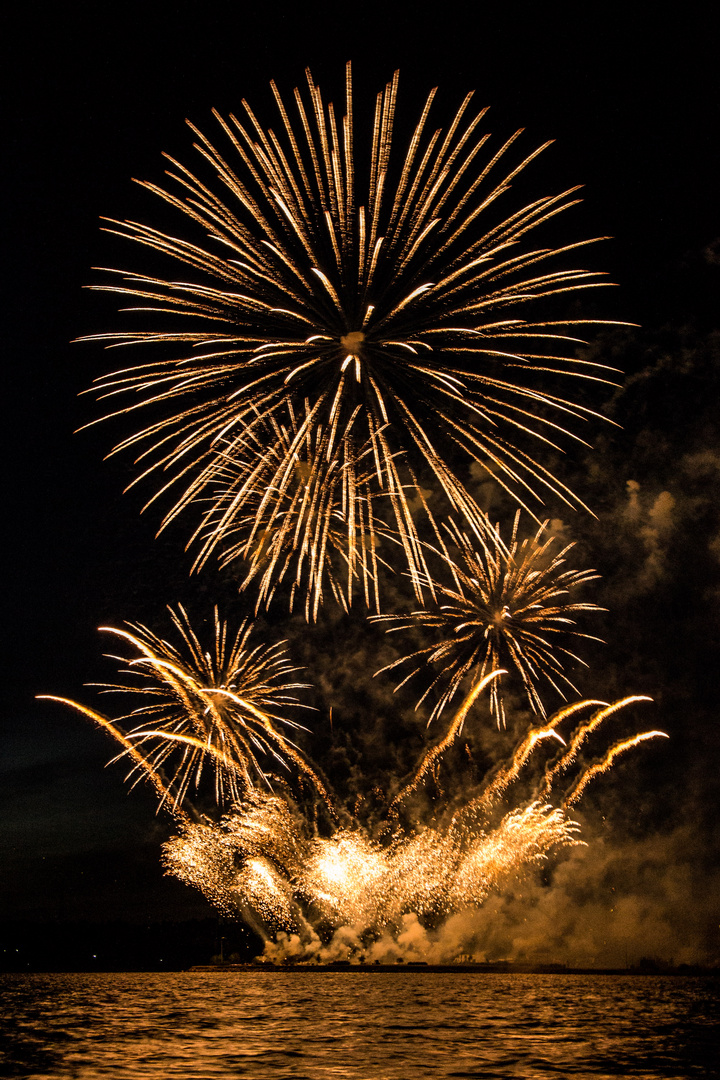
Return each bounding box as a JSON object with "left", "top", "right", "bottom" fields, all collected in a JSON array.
[
  {"left": 42, "top": 613, "right": 664, "bottom": 944},
  {"left": 161, "top": 692, "right": 665, "bottom": 938}
]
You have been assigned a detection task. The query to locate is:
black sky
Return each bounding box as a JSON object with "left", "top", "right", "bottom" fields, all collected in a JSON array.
[{"left": 2, "top": 3, "right": 718, "bottom": 959}]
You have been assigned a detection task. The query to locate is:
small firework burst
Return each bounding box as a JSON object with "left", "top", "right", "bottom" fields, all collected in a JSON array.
[
  {"left": 39, "top": 606, "right": 328, "bottom": 814},
  {"left": 376, "top": 514, "right": 602, "bottom": 727}
]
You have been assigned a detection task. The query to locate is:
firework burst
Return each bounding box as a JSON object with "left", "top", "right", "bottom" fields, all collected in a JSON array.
[
  {"left": 161, "top": 695, "right": 664, "bottom": 940},
  {"left": 83, "top": 64, "right": 623, "bottom": 613},
  {"left": 40, "top": 65, "right": 668, "bottom": 961},
  {"left": 41, "top": 609, "right": 664, "bottom": 946},
  {"left": 39, "top": 607, "right": 330, "bottom": 815},
  {"left": 376, "top": 513, "right": 602, "bottom": 727}
]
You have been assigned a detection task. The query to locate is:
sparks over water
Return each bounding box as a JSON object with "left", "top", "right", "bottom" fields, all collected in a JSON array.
[
  {"left": 159, "top": 685, "right": 666, "bottom": 941},
  {"left": 39, "top": 66, "right": 666, "bottom": 960},
  {"left": 42, "top": 611, "right": 665, "bottom": 953}
]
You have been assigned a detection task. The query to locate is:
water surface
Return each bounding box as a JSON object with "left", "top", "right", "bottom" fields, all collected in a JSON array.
[{"left": 2, "top": 971, "right": 717, "bottom": 1078}]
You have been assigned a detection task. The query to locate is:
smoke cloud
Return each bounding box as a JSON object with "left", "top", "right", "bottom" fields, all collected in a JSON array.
[{"left": 259, "top": 823, "right": 718, "bottom": 968}]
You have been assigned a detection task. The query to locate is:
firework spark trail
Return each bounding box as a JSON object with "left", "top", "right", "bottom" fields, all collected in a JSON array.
[
  {"left": 36, "top": 694, "right": 193, "bottom": 824},
  {"left": 564, "top": 730, "right": 669, "bottom": 807},
  {"left": 538, "top": 694, "right": 653, "bottom": 797},
  {"left": 188, "top": 402, "right": 398, "bottom": 620},
  {"left": 165, "top": 793, "right": 305, "bottom": 925},
  {"left": 388, "top": 669, "right": 506, "bottom": 812},
  {"left": 40, "top": 608, "right": 331, "bottom": 813},
  {"left": 446, "top": 803, "right": 579, "bottom": 910},
  {"left": 376, "top": 512, "right": 602, "bottom": 727},
  {"left": 449, "top": 699, "right": 614, "bottom": 837},
  {"left": 160, "top": 691, "right": 662, "bottom": 940},
  {"left": 82, "top": 64, "right": 626, "bottom": 613}
]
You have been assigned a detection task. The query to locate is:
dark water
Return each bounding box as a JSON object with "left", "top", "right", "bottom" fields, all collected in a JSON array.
[{"left": 1, "top": 972, "right": 717, "bottom": 1078}]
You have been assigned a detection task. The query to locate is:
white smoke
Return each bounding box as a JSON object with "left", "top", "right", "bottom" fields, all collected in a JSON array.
[{"left": 256, "top": 823, "right": 719, "bottom": 968}]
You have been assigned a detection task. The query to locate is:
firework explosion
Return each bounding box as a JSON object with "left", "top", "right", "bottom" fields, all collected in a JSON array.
[
  {"left": 39, "top": 606, "right": 330, "bottom": 815},
  {"left": 188, "top": 402, "right": 394, "bottom": 620},
  {"left": 40, "top": 67, "right": 666, "bottom": 963},
  {"left": 375, "top": 512, "right": 602, "bottom": 728},
  {"left": 161, "top": 688, "right": 664, "bottom": 951},
  {"left": 83, "top": 64, "right": 624, "bottom": 611},
  {"left": 42, "top": 609, "right": 665, "bottom": 959}
]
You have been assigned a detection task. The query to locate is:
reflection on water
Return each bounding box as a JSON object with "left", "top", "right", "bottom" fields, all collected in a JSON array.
[{"left": 1, "top": 972, "right": 717, "bottom": 1078}]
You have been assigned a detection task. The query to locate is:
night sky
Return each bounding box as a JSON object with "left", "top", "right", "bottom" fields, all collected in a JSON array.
[{"left": 2, "top": 5, "right": 718, "bottom": 966}]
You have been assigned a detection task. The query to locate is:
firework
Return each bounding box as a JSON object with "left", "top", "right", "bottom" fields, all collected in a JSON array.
[
  {"left": 41, "top": 608, "right": 663, "bottom": 950},
  {"left": 376, "top": 513, "right": 602, "bottom": 727},
  {"left": 187, "top": 402, "right": 395, "bottom": 620},
  {"left": 564, "top": 729, "right": 668, "bottom": 807},
  {"left": 39, "top": 607, "right": 330, "bottom": 814},
  {"left": 164, "top": 792, "right": 302, "bottom": 925},
  {"left": 44, "top": 66, "right": 666, "bottom": 963},
  {"left": 83, "top": 64, "right": 623, "bottom": 612},
  {"left": 166, "top": 804, "right": 579, "bottom": 934},
  {"left": 162, "top": 695, "right": 664, "bottom": 942},
  {"left": 163, "top": 796, "right": 580, "bottom": 934}
]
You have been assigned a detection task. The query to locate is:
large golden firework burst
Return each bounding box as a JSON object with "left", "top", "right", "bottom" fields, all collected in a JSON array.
[
  {"left": 36, "top": 66, "right": 671, "bottom": 952},
  {"left": 84, "top": 64, "right": 622, "bottom": 614}
]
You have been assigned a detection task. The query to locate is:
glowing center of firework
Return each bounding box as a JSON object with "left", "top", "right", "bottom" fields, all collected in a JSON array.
[
  {"left": 247, "top": 858, "right": 275, "bottom": 888},
  {"left": 317, "top": 853, "right": 350, "bottom": 885},
  {"left": 340, "top": 331, "right": 365, "bottom": 355},
  {"left": 492, "top": 606, "right": 511, "bottom": 627},
  {"left": 339, "top": 331, "right": 366, "bottom": 381}
]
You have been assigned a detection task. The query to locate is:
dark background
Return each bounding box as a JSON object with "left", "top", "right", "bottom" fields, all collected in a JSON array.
[{"left": 2, "top": 4, "right": 718, "bottom": 969}]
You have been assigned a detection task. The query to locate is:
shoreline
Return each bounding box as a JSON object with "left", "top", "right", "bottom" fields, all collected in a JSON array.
[{"left": 188, "top": 961, "right": 718, "bottom": 976}]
